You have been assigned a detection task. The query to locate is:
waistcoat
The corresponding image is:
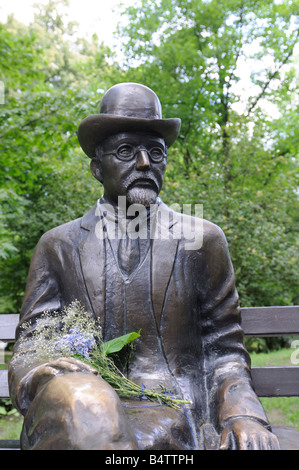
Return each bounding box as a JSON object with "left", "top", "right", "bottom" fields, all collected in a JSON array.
[{"left": 103, "top": 236, "right": 177, "bottom": 393}]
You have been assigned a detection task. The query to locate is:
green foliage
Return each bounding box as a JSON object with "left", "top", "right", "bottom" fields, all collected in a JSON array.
[
  {"left": 0, "top": 0, "right": 298, "bottom": 325},
  {"left": 0, "top": 398, "right": 20, "bottom": 416},
  {"left": 245, "top": 336, "right": 291, "bottom": 354},
  {"left": 0, "top": 4, "right": 118, "bottom": 313},
  {"left": 117, "top": 0, "right": 299, "bottom": 312},
  {"left": 101, "top": 330, "right": 141, "bottom": 356}
]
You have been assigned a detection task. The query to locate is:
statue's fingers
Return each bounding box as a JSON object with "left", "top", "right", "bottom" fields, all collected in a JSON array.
[
  {"left": 259, "top": 432, "right": 280, "bottom": 450},
  {"left": 247, "top": 435, "right": 260, "bottom": 450},
  {"left": 270, "top": 434, "right": 280, "bottom": 450},
  {"left": 27, "top": 363, "right": 61, "bottom": 398},
  {"left": 50, "top": 357, "right": 98, "bottom": 375},
  {"left": 219, "top": 428, "right": 232, "bottom": 450}
]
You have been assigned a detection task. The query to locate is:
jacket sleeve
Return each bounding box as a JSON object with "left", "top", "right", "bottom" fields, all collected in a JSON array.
[
  {"left": 8, "top": 231, "right": 62, "bottom": 414},
  {"left": 199, "top": 222, "right": 269, "bottom": 430}
]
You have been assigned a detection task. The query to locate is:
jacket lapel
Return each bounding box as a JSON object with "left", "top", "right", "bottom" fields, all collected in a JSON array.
[
  {"left": 78, "top": 201, "right": 180, "bottom": 331},
  {"left": 78, "top": 204, "right": 106, "bottom": 328},
  {"left": 151, "top": 202, "right": 179, "bottom": 329}
]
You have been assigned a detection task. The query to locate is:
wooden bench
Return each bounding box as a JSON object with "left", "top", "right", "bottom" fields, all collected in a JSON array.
[{"left": 1, "top": 307, "right": 299, "bottom": 450}]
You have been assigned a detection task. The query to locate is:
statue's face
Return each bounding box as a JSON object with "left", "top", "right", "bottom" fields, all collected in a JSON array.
[{"left": 92, "top": 132, "right": 167, "bottom": 207}]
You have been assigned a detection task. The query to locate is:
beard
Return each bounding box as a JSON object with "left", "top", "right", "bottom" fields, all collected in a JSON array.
[{"left": 126, "top": 186, "right": 158, "bottom": 207}]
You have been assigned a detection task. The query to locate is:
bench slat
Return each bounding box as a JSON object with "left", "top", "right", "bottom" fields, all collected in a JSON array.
[
  {"left": 251, "top": 366, "right": 299, "bottom": 397},
  {"left": 0, "top": 314, "right": 19, "bottom": 341},
  {"left": 1, "top": 307, "right": 299, "bottom": 341},
  {"left": 1, "top": 367, "right": 299, "bottom": 398},
  {"left": 0, "top": 440, "right": 20, "bottom": 450},
  {"left": 1, "top": 310, "right": 299, "bottom": 400},
  {"left": 241, "top": 306, "right": 299, "bottom": 336}
]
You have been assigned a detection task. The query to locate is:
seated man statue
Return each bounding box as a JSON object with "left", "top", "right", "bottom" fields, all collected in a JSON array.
[{"left": 9, "top": 83, "right": 280, "bottom": 450}]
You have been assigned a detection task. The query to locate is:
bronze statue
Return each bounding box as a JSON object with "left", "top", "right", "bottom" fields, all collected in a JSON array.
[{"left": 9, "top": 83, "right": 280, "bottom": 450}]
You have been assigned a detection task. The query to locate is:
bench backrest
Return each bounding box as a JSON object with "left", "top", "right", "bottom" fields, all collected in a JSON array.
[
  {"left": 1, "top": 306, "right": 299, "bottom": 398},
  {"left": 241, "top": 306, "right": 299, "bottom": 397}
]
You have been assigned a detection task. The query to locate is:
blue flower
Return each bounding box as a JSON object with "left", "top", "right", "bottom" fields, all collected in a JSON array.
[{"left": 53, "top": 326, "right": 96, "bottom": 358}]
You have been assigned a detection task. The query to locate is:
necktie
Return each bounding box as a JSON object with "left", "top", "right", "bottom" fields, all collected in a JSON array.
[{"left": 118, "top": 234, "right": 140, "bottom": 277}]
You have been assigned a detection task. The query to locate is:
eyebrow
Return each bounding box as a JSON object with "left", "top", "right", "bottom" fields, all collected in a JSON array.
[{"left": 104, "top": 137, "right": 166, "bottom": 150}]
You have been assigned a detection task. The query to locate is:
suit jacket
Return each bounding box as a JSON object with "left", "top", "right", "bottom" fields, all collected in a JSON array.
[{"left": 9, "top": 200, "right": 269, "bottom": 443}]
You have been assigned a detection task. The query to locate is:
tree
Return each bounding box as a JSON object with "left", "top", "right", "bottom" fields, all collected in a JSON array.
[
  {"left": 0, "top": 2, "right": 118, "bottom": 312},
  {"left": 1, "top": 0, "right": 298, "bottom": 317},
  {"left": 117, "top": 0, "right": 299, "bottom": 308}
]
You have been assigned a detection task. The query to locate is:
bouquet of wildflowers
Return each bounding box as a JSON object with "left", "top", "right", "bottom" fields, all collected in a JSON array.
[{"left": 16, "top": 301, "right": 190, "bottom": 410}]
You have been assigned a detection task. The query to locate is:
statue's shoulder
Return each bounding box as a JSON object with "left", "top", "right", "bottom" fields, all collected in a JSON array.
[
  {"left": 37, "top": 204, "right": 97, "bottom": 247},
  {"left": 161, "top": 201, "right": 226, "bottom": 246}
]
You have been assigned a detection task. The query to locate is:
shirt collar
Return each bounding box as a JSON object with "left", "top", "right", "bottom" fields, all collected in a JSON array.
[{"left": 96, "top": 196, "right": 160, "bottom": 240}]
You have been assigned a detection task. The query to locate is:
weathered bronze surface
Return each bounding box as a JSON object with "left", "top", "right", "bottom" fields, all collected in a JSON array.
[{"left": 9, "top": 83, "right": 280, "bottom": 450}]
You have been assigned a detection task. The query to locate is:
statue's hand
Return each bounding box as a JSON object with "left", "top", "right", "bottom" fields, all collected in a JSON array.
[
  {"left": 27, "top": 357, "right": 98, "bottom": 398},
  {"left": 219, "top": 418, "right": 280, "bottom": 450}
]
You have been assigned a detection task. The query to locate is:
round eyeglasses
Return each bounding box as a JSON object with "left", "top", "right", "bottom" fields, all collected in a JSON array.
[{"left": 102, "top": 144, "right": 167, "bottom": 163}]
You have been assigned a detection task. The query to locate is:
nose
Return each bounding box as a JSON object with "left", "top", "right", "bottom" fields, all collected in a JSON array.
[{"left": 136, "top": 149, "right": 150, "bottom": 170}]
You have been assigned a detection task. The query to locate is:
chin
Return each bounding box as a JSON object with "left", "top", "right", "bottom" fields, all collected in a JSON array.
[{"left": 126, "top": 187, "right": 158, "bottom": 208}]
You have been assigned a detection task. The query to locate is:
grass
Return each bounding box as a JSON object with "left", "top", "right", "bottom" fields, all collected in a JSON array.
[
  {"left": 250, "top": 347, "right": 299, "bottom": 431},
  {"left": 0, "top": 348, "right": 298, "bottom": 440},
  {"left": 0, "top": 350, "right": 24, "bottom": 440},
  {"left": 0, "top": 415, "right": 23, "bottom": 440},
  {"left": 250, "top": 348, "right": 296, "bottom": 367}
]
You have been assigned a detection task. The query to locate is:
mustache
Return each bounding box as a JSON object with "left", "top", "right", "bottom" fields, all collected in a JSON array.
[{"left": 123, "top": 172, "right": 160, "bottom": 192}]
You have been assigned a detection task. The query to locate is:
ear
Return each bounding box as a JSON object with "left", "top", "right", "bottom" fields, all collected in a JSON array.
[{"left": 90, "top": 159, "right": 103, "bottom": 183}]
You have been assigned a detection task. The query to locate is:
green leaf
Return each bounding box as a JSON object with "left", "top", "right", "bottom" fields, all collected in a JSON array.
[
  {"left": 101, "top": 330, "right": 141, "bottom": 356},
  {"left": 7, "top": 408, "right": 20, "bottom": 416}
]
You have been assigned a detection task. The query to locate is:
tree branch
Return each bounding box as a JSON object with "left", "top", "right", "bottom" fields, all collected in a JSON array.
[
  {"left": 246, "top": 30, "right": 299, "bottom": 116},
  {"left": 0, "top": 109, "right": 57, "bottom": 139},
  {"left": 226, "top": 2, "right": 245, "bottom": 91}
]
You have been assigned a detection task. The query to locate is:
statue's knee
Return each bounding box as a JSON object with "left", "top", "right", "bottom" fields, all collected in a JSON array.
[{"left": 22, "top": 372, "right": 137, "bottom": 450}]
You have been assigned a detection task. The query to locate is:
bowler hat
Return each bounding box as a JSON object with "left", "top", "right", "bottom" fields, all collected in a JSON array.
[{"left": 77, "top": 83, "right": 181, "bottom": 158}]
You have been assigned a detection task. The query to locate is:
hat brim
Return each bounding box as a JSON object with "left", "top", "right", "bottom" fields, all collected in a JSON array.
[{"left": 77, "top": 114, "right": 181, "bottom": 158}]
